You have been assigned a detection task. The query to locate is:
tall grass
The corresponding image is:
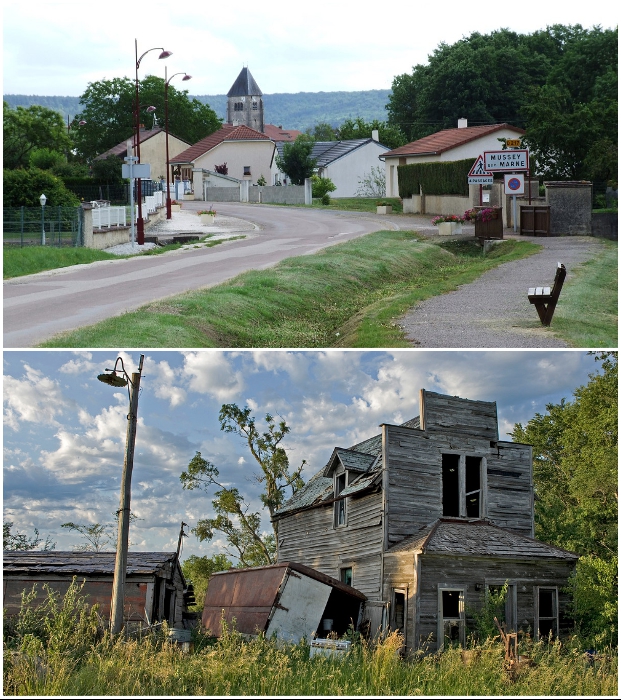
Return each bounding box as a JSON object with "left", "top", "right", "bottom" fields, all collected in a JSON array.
[{"left": 4, "top": 581, "right": 617, "bottom": 696}]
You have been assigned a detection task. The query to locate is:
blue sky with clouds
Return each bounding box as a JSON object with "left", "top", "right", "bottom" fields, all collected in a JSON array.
[
  {"left": 3, "top": 350, "right": 600, "bottom": 561},
  {"left": 3, "top": 0, "right": 616, "bottom": 96}
]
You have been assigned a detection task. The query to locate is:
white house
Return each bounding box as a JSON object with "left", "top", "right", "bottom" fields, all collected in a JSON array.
[
  {"left": 274, "top": 136, "right": 391, "bottom": 196},
  {"left": 170, "top": 124, "right": 276, "bottom": 199},
  {"left": 380, "top": 120, "right": 526, "bottom": 198}
]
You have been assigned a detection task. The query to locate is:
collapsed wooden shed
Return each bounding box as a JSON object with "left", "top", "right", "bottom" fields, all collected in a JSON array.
[
  {"left": 3, "top": 551, "right": 192, "bottom": 628},
  {"left": 273, "top": 389, "right": 579, "bottom": 651},
  {"left": 202, "top": 561, "right": 366, "bottom": 643}
]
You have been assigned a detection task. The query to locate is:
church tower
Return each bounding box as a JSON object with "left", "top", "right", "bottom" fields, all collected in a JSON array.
[{"left": 226, "top": 67, "right": 264, "bottom": 133}]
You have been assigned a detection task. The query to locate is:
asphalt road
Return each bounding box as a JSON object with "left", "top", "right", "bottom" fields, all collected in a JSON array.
[{"left": 4, "top": 203, "right": 396, "bottom": 348}]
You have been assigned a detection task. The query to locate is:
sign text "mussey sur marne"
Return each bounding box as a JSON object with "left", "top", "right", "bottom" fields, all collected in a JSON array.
[{"left": 483, "top": 150, "right": 529, "bottom": 171}]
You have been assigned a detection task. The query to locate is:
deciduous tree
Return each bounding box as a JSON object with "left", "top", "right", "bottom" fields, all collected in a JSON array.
[
  {"left": 181, "top": 553, "right": 233, "bottom": 611},
  {"left": 3, "top": 521, "right": 56, "bottom": 551},
  {"left": 275, "top": 135, "right": 317, "bottom": 185}
]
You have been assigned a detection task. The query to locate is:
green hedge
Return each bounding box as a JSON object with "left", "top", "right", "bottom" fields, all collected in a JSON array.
[
  {"left": 398, "top": 158, "right": 476, "bottom": 198},
  {"left": 3, "top": 169, "right": 81, "bottom": 207}
]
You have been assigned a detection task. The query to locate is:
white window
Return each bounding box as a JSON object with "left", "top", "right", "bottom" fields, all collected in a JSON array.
[
  {"left": 438, "top": 587, "right": 465, "bottom": 649},
  {"left": 535, "top": 587, "right": 559, "bottom": 640},
  {"left": 334, "top": 470, "right": 347, "bottom": 527}
]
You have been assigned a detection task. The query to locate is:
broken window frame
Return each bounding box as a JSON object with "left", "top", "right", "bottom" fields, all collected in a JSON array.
[
  {"left": 391, "top": 587, "right": 408, "bottom": 645},
  {"left": 486, "top": 580, "right": 518, "bottom": 632},
  {"left": 333, "top": 468, "right": 348, "bottom": 528},
  {"left": 535, "top": 586, "right": 559, "bottom": 640},
  {"left": 340, "top": 566, "right": 353, "bottom": 587},
  {"left": 441, "top": 453, "right": 487, "bottom": 519},
  {"left": 437, "top": 587, "right": 465, "bottom": 649}
]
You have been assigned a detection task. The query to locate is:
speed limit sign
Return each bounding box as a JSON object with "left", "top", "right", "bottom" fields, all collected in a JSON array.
[{"left": 504, "top": 173, "right": 525, "bottom": 196}]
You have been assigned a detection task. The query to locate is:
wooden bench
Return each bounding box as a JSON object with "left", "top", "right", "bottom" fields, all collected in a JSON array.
[{"left": 528, "top": 262, "right": 566, "bottom": 326}]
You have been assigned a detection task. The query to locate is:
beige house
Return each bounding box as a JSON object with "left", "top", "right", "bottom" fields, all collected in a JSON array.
[
  {"left": 380, "top": 120, "right": 526, "bottom": 198},
  {"left": 94, "top": 127, "right": 191, "bottom": 182},
  {"left": 170, "top": 124, "right": 276, "bottom": 198}
]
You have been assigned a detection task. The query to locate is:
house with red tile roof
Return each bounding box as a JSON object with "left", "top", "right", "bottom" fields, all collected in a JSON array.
[
  {"left": 380, "top": 120, "right": 525, "bottom": 197},
  {"left": 170, "top": 123, "right": 276, "bottom": 197}
]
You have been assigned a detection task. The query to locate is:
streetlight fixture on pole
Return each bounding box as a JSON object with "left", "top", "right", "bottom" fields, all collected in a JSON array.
[
  {"left": 135, "top": 40, "right": 172, "bottom": 245},
  {"left": 97, "top": 354, "right": 145, "bottom": 635},
  {"left": 165, "top": 67, "right": 192, "bottom": 219},
  {"left": 39, "top": 193, "right": 47, "bottom": 245}
]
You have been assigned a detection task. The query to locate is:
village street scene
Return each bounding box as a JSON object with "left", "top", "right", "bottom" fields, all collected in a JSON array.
[{"left": 2, "top": 0, "right": 618, "bottom": 696}]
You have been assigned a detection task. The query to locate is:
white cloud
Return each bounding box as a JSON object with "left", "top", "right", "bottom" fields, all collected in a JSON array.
[
  {"left": 149, "top": 358, "right": 187, "bottom": 407},
  {"left": 4, "top": 364, "right": 72, "bottom": 430},
  {"left": 58, "top": 351, "right": 95, "bottom": 374},
  {"left": 181, "top": 352, "right": 244, "bottom": 400}
]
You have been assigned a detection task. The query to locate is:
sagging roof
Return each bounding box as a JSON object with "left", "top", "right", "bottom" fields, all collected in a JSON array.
[
  {"left": 3, "top": 551, "right": 180, "bottom": 576},
  {"left": 170, "top": 124, "right": 272, "bottom": 165},
  {"left": 274, "top": 416, "right": 420, "bottom": 518},
  {"left": 386, "top": 519, "right": 578, "bottom": 560},
  {"left": 227, "top": 67, "right": 263, "bottom": 97},
  {"left": 380, "top": 123, "right": 526, "bottom": 159}
]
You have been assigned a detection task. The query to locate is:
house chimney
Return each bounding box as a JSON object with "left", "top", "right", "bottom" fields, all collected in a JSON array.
[
  {"left": 371, "top": 129, "right": 379, "bottom": 141},
  {"left": 458, "top": 118, "right": 468, "bottom": 129}
]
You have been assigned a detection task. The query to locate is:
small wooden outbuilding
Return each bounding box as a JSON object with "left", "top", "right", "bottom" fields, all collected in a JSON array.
[{"left": 3, "top": 551, "right": 191, "bottom": 628}]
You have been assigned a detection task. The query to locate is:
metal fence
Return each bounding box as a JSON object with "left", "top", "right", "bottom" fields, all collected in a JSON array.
[{"left": 3, "top": 206, "right": 83, "bottom": 247}]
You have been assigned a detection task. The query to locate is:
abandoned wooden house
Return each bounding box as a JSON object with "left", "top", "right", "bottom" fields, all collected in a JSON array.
[
  {"left": 273, "top": 389, "right": 579, "bottom": 651},
  {"left": 3, "top": 551, "right": 194, "bottom": 628}
]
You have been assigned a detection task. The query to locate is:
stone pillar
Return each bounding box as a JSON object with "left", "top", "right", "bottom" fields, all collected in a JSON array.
[
  {"left": 192, "top": 168, "right": 204, "bottom": 201},
  {"left": 545, "top": 181, "right": 593, "bottom": 235},
  {"left": 304, "top": 178, "right": 312, "bottom": 205},
  {"left": 81, "top": 203, "right": 94, "bottom": 248},
  {"left": 239, "top": 180, "right": 250, "bottom": 202}
]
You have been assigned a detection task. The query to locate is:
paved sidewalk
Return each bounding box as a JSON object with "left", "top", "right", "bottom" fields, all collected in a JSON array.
[{"left": 398, "top": 234, "right": 604, "bottom": 348}]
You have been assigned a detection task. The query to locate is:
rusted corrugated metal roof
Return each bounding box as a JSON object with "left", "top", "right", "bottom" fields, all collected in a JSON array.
[
  {"left": 386, "top": 520, "right": 579, "bottom": 559},
  {"left": 3, "top": 551, "right": 178, "bottom": 576}
]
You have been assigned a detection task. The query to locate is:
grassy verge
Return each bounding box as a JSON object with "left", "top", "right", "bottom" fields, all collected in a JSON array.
[
  {"left": 551, "top": 240, "right": 618, "bottom": 347},
  {"left": 40, "top": 232, "right": 539, "bottom": 348},
  {"left": 312, "top": 197, "right": 403, "bottom": 213},
  {"left": 3, "top": 246, "right": 123, "bottom": 279}
]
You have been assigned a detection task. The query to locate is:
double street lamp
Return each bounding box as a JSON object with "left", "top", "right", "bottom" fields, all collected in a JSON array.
[
  {"left": 165, "top": 68, "right": 192, "bottom": 218},
  {"left": 135, "top": 40, "right": 171, "bottom": 245},
  {"left": 97, "top": 354, "right": 144, "bottom": 635}
]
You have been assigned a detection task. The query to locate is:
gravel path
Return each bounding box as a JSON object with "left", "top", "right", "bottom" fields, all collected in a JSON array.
[{"left": 398, "top": 233, "right": 604, "bottom": 348}]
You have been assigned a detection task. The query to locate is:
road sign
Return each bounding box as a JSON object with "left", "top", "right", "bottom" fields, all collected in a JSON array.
[
  {"left": 484, "top": 150, "right": 529, "bottom": 171},
  {"left": 506, "top": 139, "right": 522, "bottom": 148},
  {"left": 504, "top": 173, "right": 525, "bottom": 196},
  {"left": 122, "top": 163, "right": 151, "bottom": 179},
  {"left": 468, "top": 155, "right": 494, "bottom": 184}
]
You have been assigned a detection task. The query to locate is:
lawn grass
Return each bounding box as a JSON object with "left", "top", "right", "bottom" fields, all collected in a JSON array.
[
  {"left": 3, "top": 246, "right": 123, "bottom": 279},
  {"left": 550, "top": 240, "right": 618, "bottom": 348},
  {"left": 40, "top": 231, "right": 540, "bottom": 348},
  {"left": 312, "top": 196, "right": 403, "bottom": 213}
]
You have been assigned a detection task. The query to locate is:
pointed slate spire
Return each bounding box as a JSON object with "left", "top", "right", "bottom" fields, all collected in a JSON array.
[{"left": 227, "top": 67, "right": 263, "bottom": 97}]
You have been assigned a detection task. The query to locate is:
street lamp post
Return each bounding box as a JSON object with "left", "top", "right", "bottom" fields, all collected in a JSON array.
[
  {"left": 135, "top": 40, "right": 171, "bottom": 245},
  {"left": 97, "top": 354, "right": 145, "bottom": 635},
  {"left": 39, "top": 193, "right": 47, "bottom": 245},
  {"left": 165, "top": 67, "right": 192, "bottom": 219}
]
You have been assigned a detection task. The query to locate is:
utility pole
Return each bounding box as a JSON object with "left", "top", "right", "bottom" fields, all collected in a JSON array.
[{"left": 106, "top": 354, "right": 144, "bottom": 635}]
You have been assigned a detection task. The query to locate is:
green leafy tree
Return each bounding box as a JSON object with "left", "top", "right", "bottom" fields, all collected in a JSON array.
[
  {"left": 180, "top": 405, "right": 305, "bottom": 567},
  {"left": 3, "top": 168, "right": 80, "bottom": 207},
  {"left": 337, "top": 117, "right": 407, "bottom": 150},
  {"left": 510, "top": 352, "right": 617, "bottom": 646},
  {"left": 356, "top": 166, "right": 387, "bottom": 198},
  {"left": 181, "top": 553, "right": 233, "bottom": 611},
  {"left": 28, "top": 148, "right": 65, "bottom": 171},
  {"left": 71, "top": 76, "right": 222, "bottom": 160},
  {"left": 275, "top": 135, "right": 317, "bottom": 185},
  {"left": 61, "top": 522, "right": 114, "bottom": 552},
  {"left": 90, "top": 155, "right": 124, "bottom": 184},
  {"left": 311, "top": 175, "right": 336, "bottom": 198},
  {"left": 307, "top": 122, "right": 338, "bottom": 140},
  {"left": 3, "top": 102, "right": 73, "bottom": 170},
  {"left": 3, "top": 521, "right": 56, "bottom": 551}
]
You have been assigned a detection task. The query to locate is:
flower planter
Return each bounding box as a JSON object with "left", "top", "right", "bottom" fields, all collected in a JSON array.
[
  {"left": 474, "top": 210, "right": 503, "bottom": 239},
  {"left": 376, "top": 205, "right": 393, "bottom": 215},
  {"left": 200, "top": 214, "right": 216, "bottom": 225},
  {"left": 183, "top": 194, "right": 194, "bottom": 201},
  {"left": 438, "top": 221, "right": 462, "bottom": 236},
  {"left": 170, "top": 204, "right": 181, "bottom": 212}
]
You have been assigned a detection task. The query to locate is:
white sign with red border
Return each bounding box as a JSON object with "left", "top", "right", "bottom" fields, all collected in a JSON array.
[
  {"left": 504, "top": 173, "right": 525, "bottom": 196},
  {"left": 467, "top": 155, "right": 493, "bottom": 184},
  {"left": 484, "top": 149, "right": 529, "bottom": 171}
]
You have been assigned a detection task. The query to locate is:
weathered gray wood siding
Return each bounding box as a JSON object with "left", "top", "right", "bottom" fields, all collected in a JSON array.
[
  {"left": 383, "top": 424, "right": 443, "bottom": 545},
  {"left": 421, "top": 390, "right": 498, "bottom": 440},
  {"left": 416, "top": 555, "right": 575, "bottom": 649},
  {"left": 382, "top": 551, "right": 417, "bottom": 648},
  {"left": 486, "top": 441, "right": 534, "bottom": 536},
  {"left": 277, "top": 490, "right": 384, "bottom": 599}
]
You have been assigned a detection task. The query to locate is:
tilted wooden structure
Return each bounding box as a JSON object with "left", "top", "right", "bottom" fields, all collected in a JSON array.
[{"left": 274, "top": 389, "right": 578, "bottom": 651}]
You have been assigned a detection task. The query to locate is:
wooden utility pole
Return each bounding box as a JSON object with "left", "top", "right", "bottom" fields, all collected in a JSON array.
[{"left": 110, "top": 354, "right": 144, "bottom": 635}]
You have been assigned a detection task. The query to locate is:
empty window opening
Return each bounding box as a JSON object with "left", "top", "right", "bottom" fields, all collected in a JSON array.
[
  {"left": 465, "top": 457, "right": 481, "bottom": 517},
  {"left": 442, "top": 454, "right": 460, "bottom": 516},
  {"left": 439, "top": 588, "right": 465, "bottom": 648},
  {"left": 340, "top": 567, "right": 352, "bottom": 587},
  {"left": 488, "top": 583, "right": 517, "bottom": 632},
  {"left": 393, "top": 591, "right": 405, "bottom": 632},
  {"left": 537, "top": 588, "right": 558, "bottom": 639},
  {"left": 334, "top": 472, "right": 347, "bottom": 527}
]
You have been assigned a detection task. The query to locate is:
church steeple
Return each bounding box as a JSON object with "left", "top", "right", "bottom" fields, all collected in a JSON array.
[{"left": 226, "top": 67, "right": 264, "bottom": 133}]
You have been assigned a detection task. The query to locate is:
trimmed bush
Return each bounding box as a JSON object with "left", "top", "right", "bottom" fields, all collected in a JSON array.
[
  {"left": 398, "top": 158, "right": 476, "bottom": 198},
  {"left": 3, "top": 168, "right": 81, "bottom": 207}
]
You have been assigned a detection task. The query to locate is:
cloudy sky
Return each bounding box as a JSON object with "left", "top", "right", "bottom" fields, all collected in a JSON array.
[
  {"left": 3, "top": 0, "right": 616, "bottom": 96},
  {"left": 3, "top": 350, "right": 600, "bottom": 561}
]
